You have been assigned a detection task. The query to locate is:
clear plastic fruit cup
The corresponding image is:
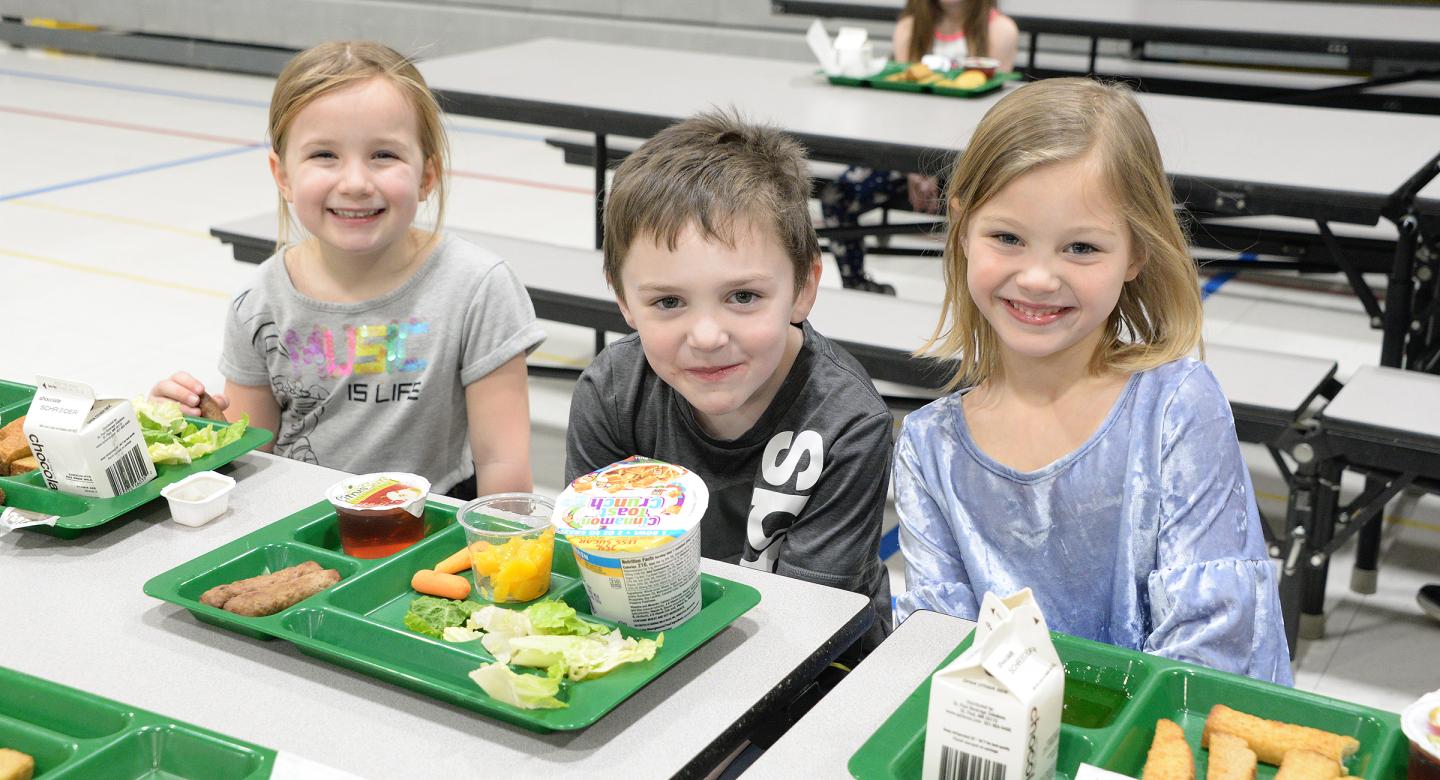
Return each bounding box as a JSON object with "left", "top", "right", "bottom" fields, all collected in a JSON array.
[{"left": 456, "top": 493, "right": 555, "bottom": 603}]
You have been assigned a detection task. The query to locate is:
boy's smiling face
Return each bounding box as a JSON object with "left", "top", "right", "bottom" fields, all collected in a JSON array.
[{"left": 616, "top": 219, "right": 820, "bottom": 440}]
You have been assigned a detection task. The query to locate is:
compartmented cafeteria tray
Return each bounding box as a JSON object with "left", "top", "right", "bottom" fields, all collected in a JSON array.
[
  {"left": 849, "top": 630, "right": 1408, "bottom": 779},
  {"left": 143, "top": 499, "right": 762, "bottom": 732},
  {"left": 827, "top": 63, "right": 1020, "bottom": 97},
  {"left": 0, "top": 664, "right": 276, "bottom": 779},
  {"left": 0, "top": 392, "right": 272, "bottom": 539}
]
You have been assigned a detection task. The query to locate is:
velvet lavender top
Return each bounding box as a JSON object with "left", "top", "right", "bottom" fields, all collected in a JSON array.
[{"left": 894, "top": 357, "right": 1292, "bottom": 685}]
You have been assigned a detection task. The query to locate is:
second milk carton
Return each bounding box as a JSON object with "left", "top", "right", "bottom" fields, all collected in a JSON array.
[{"left": 924, "top": 588, "right": 1064, "bottom": 780}]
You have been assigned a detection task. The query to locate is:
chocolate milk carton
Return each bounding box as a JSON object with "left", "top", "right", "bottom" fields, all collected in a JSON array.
[
  {"left": 23, "top": 376, "right": 155, "bottom": 499},
  {"left": 924, "top": 589, "right": 1064, "bottom": 780}
]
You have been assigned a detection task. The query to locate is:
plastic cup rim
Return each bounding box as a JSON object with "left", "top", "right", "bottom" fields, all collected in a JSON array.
[{"left": 457, "top": 492, "right": 554, "bottom": 537}]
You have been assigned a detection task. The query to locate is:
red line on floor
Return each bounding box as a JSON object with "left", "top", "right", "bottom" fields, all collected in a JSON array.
[
  {"left": 450, "top": 169, "right": 593, "bottom": 195},
  {"left": 0, "top": 105, "right": 258, "bottom": 146}
]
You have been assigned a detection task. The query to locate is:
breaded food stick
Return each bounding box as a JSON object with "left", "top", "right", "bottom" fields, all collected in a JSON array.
[
  {"left": 1207, "top": 732, "right": 1257, "bottom": 779},
  {"left": 1143, "top": 719, "right": 1196, "bottom": 780},
  {"left": 200, "top": 560, "right": 322, "bottom": 609},
  {"left": 1202, "top": 705, "right": 1359, "bottom": 767},
  {"left": 0, "top": 748, "right": 34, "bottom": 780},
  {"left": 223, "top": 568, "right": 341, "bottom": 617},
  {"left": 0, "top": 485, "right": 7, "bottom": 506},
  {"left": 1274, "top": 749, "right": 1343, "bottom": 779}
]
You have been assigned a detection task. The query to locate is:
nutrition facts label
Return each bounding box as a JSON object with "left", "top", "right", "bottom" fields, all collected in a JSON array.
[{"left": 619, "top": 531, "right": 702, "bottom": 631}]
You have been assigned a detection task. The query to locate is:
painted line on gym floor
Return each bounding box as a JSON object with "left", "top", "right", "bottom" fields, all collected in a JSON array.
[
  {"left": 0, "top": 66, "right": 548, "bottom": 141},
  {"left": 880, "top": 525, "right": 900, "bottom": 561},
  {"left": 0, "top": 104, "right": 256, "bottom": 145},
  {"left": 4, "top": 200, "right": 212, "bottom": 239},
  {"left": 0, "top": 144, "right": 265, "bottom": 203},
  {"left": 0, "top": 247, "right": 230, "bottom": 297}
]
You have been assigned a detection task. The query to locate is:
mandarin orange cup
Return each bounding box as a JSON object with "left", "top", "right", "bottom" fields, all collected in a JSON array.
[{"left": 456, "top": 493, "right": 555, "bottom": 603}]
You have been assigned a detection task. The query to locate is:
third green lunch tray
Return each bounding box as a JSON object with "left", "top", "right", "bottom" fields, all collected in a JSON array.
[
  {"left": 143, "top": 499, "right": 763, "bottom": 733},
  {"left": 0, "top": 387, "right": 273, "bottom": 539},
  {"left": 827, "top": 63, "right": 1021, "bottom": 97},
  {"left": 848, "top": 629, "right": 1408, "bottom": 779},
  {"left": 0, "top": 664, "right": 276, "bottom": 779}
]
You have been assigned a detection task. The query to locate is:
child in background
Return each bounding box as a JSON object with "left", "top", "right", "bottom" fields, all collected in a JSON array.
[
  {"left": 818, "top": 0, "right": 1019, "bottom": 295},
  {"left": 153, "top": 41, "right": 544, "bottom": 499},
  {"left": 894, "top": 78, "right": 1292, "bottom": 684},
  {"left": 566, "top": 111, "right": 893, "bottom": 654}
]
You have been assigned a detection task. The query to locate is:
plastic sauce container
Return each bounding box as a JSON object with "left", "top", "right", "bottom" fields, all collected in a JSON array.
[
  {"left": 1403, "top": 692, "right": 1440, "bottom": 780},
  {"left": 160, "top": 471, "right": 236, "bottom": 527},
  {"left": 551, "top": 457, "right": 707, "bottom": 631},
  {"left": 325, "top": 473, "right": 430, "bottom": 559}
]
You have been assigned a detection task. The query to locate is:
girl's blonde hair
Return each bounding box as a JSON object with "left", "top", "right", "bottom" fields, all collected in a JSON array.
[
  {"left": 900, "top": 0, "right": 995, "bottom": 63},
  {"left": 921, "top": 77, "right": 1203, "bottom": 390},
  {"left": 268, "top": 41, "right": 450, "bottom": 248}
]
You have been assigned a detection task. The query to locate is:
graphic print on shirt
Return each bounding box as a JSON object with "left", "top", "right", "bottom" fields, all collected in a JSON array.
[{"left": 742, "top": 430, "right": 823, "bottom": 571}]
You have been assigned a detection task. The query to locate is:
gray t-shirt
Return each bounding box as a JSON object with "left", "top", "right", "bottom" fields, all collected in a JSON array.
[
  {"left": 220, "top": 234, "right": 545, "bottom": 494},
  {"left": 566, "top": 322, "right": 893, "bottom": 649}
]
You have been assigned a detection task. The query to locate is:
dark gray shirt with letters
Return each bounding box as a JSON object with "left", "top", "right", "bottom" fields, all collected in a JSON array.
[{"left": 565, "top": 322, "right": 893, "bottom": 650}]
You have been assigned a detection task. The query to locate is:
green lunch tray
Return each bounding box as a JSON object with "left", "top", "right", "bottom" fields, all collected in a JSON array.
[
  {"left": 849, "top": 630, "right": 1408, "bottom": 780},
  {"left": 143, "top": 499, "right": 763, "bottom": 733},
  {"left": 0, "top": 664, "right": 276, "bottom": 779},
  {"left": 0, "top": 379, "right": 35, "bottom": 417},
  {"left": 827, "top": 63, "right": 1021, "bottom": 97},
  {"left": 0, "top": 398, "right": 272, "bottom": 539}
]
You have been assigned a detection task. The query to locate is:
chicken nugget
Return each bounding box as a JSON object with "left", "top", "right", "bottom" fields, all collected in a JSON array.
[
  {"left": 1274, "top": 749, "right": 1342, "bottom": 780},
  {"left": 200, "top": 560, "right": 322, "bottom": 609},
  {"left": 0, "top": 748, "right": 35, "bottom": 780},
  {"left": 1202, "top": 705, "right": 1358, "bottom": 767},
  {"left": 223, "top": 568, "right": 341, "bottom": 617},
  {"left": 0, "top": 415, "right": 24, "bottom": 439},
  {"left": 1207, "top": 732, "right": 1257, "bottom": 779},
  {"left": 0, "top": 485, "right": 7, "bottom": 506},
  {"left": 1143, "top": 719, "right": 1195, "bottom": 780},
  {"left": 0, "top": 435, "right": 31, "bottom": 468},
  {"left": 196, "top": 392, "right": 227, "bottom": 423},
  {"left": 8, "top": 457, "right": 37, "bottom": 475}
]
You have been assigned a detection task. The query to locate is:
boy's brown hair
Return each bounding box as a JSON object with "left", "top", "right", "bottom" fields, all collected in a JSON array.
[
  {"left": 268, "top": 41, "right": 450, "bottom": 247},
  {"left": 921, "top": 78, "right": 1204, "bottom": 389},
  {"left": 602, "top": 110, "right": 821, "bottom": 296}
]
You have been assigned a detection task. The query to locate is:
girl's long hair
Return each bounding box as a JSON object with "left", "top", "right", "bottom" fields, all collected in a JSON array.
[{"left": 901, "top": 0, "right": 994, "bottom": 62}]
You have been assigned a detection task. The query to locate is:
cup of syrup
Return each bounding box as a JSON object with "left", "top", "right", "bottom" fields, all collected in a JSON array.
[{"left": 326, "top": 472, "right": 431, "bottom": 558}]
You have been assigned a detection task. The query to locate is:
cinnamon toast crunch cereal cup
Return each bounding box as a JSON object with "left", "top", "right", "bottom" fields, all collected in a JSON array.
[{"left": 551, "top": 457, "right": 707, "bottom": 631}]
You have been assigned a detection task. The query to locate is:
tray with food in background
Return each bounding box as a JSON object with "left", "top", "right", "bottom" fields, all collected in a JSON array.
[
  {"left": 847, "top": 628, "right": 1410, "bottom": 779},
  {"left": 143, "top": 460, "right": 763, "bottom": 733},
  {"left": 827, "top": 57, "right": 1021, "bottom": 98},
  {"left": 0, "top": 388, "right": 271, "bottom": 539},
  {"left": 0, "top": 664, "right": 278, "bottom": 779}
]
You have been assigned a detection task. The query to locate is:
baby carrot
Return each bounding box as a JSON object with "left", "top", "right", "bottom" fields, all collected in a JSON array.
[
  {"left": 411, "top": 569, "right": 471, "bottom": 600},
  {"left": 435, "top": 546, "right": 473, "bottom": 575}
]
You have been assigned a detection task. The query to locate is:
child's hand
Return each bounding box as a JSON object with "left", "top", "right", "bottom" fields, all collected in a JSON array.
[
  {"left": 151, "top": 371, "right": 231, "bottom": 420},
  {"left": 907, "top": 173, "right": 943, "bottom": 214}
]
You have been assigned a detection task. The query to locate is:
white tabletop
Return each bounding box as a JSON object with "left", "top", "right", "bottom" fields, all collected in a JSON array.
[
  {"left": 1321, "top": 363, "right": 1440, "bottom": 437},
  {"left": 418, "top": 39, "right": 1440, "bottom": 210},
  {"left": 1204, "top": 343, "right": 1336, "bottom": 415},
  {"left": 790, "top": 0, "right": 1440, "bottom": 45},
  {"left": 746, "top": 609, "right": 977, "bottom": 778},
  {"left": 1, "top": 452, "right": 870, "bottom": 778}
]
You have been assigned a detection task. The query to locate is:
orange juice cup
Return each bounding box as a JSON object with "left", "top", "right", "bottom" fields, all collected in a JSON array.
[{"left": 457, "top": 493, "right": 555, "bottom": 603}]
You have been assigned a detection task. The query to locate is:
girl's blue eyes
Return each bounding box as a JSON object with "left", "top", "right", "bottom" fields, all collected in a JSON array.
[
  {"left": 306, "top": 151, "right": 400, "bottom": 160},
  {"left": 1067, "top": 242, "right": 1098, "bottom": 256},
  {"left": 988, "top": 234, "right": 1100, "bottom": 256}
]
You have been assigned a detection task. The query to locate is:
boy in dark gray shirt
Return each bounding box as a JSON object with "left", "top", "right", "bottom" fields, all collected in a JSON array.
[{"left": 565, "top": 111, "right": 893, "bottom": 653}]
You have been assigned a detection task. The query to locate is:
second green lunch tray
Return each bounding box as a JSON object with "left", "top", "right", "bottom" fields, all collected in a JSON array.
[
  {"left": 827, "top": 63, "right": 1021, "bottom": 97},
  {"left": 0, "top": 397, "right": 272, "bottom": 539},
  {"left": 848, "top": 629, "right": 1408, "bottom": 779},
  {"left": 143, "top": 499, "right": 763, "bottom": 733},
  {"left": 0, "top": 664, "right": 276, "bottom": 779}
]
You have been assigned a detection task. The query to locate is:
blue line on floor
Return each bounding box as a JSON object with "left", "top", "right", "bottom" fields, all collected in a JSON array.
[
  {"left": 880, "top": 525, "right": 901, "bottom": 561},
  {"left": 0, "top": 67, "right": 547, "bottom": 142},
  {"left": 0, "top": 144, "right": 264, "bottom": 203},
  {"left": 1202, "top": 272, "right": 1236, "bottom": 299}
]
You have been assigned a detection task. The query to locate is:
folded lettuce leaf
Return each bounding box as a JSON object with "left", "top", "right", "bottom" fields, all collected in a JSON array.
[
  {"left": 404, "top": 596, "right": 484, "bottom": 639},
  {"left": 468, "top": 663, "right": 566, "bottom": 710}
]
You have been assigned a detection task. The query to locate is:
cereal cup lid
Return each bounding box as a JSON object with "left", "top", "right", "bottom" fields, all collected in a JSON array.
[
  {"left": 551, "top": 457, "right": 707, "bottom": 548},
  {"left": 1403, "top": 691, "right": 1440, "bottom": 759},
  {"left": 326, "top": 472, "right": 430, "bottom": 518}
]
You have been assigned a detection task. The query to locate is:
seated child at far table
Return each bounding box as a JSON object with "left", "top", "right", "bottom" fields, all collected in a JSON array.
[
  {"left": 566, "top": 110, "right": 894, "bottom": 655},
  {"left": 894, "top": 78, "right": 1291, "bottom": 685}
]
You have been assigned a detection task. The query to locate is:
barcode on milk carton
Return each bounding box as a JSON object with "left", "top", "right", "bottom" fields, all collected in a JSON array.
[
  {"left": 938, "top": 746, "right": 1006, "bottom": 780},
  {"left": 105, "top": 445, "right": 150, "bottom": 495}
]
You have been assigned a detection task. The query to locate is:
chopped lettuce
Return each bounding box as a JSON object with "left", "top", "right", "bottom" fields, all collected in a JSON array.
[
  {"left": 524, "top": 599, "right": 608, "bottom": 636},
  {"left": 467, "top": 663, "right": 566, "bottom": 710},
  {"left": 133, "top": 397, "right": 248, "bottom": 465},
  {"left": 403, "top": 596, "right": 484, "bottom": 639},
  {"left": 505, "top": 630, "right": 663, "bottom": 681}
]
